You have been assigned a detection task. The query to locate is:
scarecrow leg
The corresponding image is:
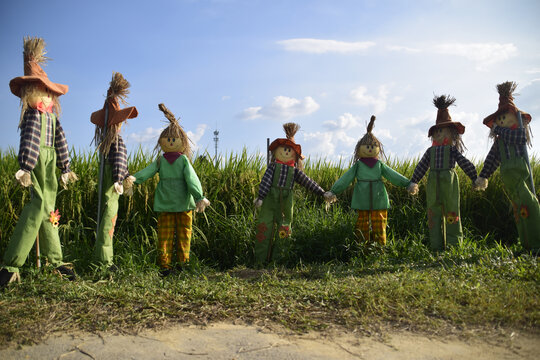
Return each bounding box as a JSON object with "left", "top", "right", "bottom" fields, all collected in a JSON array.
[
  {"left": 254, "top": 202, "right": 275, "bottom": 264},
  {"left": 157, "top": 212, "right": 175, "bottom": 269},
  {"left": 176, "top": 211, "right": 193, "bottom": 264},
  {"left": 370, "top": 210, "right": 388, "bottom": 246},
  {"left": 355, "top": 210, "right": 370, "bottom": 242}
]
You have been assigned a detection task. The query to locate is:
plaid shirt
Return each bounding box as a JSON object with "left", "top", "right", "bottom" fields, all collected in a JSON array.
[
  {"left": 105, "top": 135, "right": 129, "bottom": 183},
  {"left": 411, "top": 145, "right": 477, "bottom": 184},
  {"left": 479, "top": 126, "right": 528, "bottom": 179},
  {"left": 257, "top": 162, "right": 325, "bottom": 200},
  {"left": 18, "top": 108, "right": 71, "bottom": 173}
]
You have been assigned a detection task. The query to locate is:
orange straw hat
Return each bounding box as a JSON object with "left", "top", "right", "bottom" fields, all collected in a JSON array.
[
  {"left": 9, "top": 37, "right": 68, "bottom": 98},
  {"left": 483, "top": 81, "right": 531, "bottom": 128},
  {"left": 91, "top": 72, "right": 138, "bottom": 127},
  {"left": 428, "top": 95, "right": 465, "bottom": 136},
  {"left": 269, "top": 122, "right": 304, "bottom": 159}
]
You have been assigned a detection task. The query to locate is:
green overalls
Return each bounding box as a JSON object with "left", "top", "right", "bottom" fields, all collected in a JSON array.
[
  {"left": 92, "top": 163, "right": 119, "bottom": 266},
  {"left": 2, "top": 113, "right": 65, "bottom": 272},
  {"left": 426, "top": 146, "right": 462, "bottom": 250},
  {"left": 498, "top": 140, "right": 540, "bottom": 250},
  {"left": 255, "top": 163, "right": 295, "bottom": 263}
]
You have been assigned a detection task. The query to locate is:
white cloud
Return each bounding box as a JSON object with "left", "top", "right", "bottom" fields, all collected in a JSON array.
[
  {"left": 350, "top": 85, "right": 390, "bottom": 114},
  {"left": 221, "top": 95, "right": 231, "bottom": 101},
  {"left": 126, "top": 124, "right": 208, "bottom": 151},
  {"left": 323, "top": 112, "right": 362, "bottom": 130},
  {"left": 277, "top": 38, "right": 375, "bottom": 54},
  {"left": 238, "top": 96, "right": 320, "bottom": 120},
  {"left": 386, "top": 45, "right": 421, "bottom": 53},
  {"left": 434, "top": 42, "right": 517, "bottom": 71}
]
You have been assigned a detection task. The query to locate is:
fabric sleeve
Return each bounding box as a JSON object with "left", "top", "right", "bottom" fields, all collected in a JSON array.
[
  {"left": 294, "top": 168, "right": 325, "bottom": 196},
  {"left": 381, "top": 162, "right": 410, "bottom": 187},
  {"left": 17, "top": 109, "right": 41, "bottom": 173},
  {"left": 133, "top": 158, "right": 159, "bottom": 184},
  {"left": 257, "top": 163, "right": 275, "bottom": 200},
  {"left": 453, "top": 147, "right": 477, "bottom": 181},
  {"left": 54, "top": 117, "right": 71, "bottom": 173},
  {"left": 493, "top": 126, "right": 527, "bottom": 146},
  {"left": 108, "top": 136, "right": 129, "bottom": 183},
  {"left": 478, "top": 142, "right": 501, "bottom": 179},
  {"left": 410, "top": 149, "right": 431, "bottom": 183},
  {"left": 182, "top": 156, "right": 204, "bottom": 202},
  {"left": 330, "top": 161, "right": 359, "bottom": 195}
]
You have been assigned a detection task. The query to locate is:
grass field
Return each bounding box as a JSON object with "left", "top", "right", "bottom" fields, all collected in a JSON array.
[{"left": 0, "top": 148, "right": 538, "bottom": 346}]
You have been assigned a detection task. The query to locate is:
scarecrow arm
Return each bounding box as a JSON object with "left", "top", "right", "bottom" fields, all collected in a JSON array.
[
  {"left": 493, "top": 125, "right": 527, "bottom": 146},
  {"left": 381, "top": 162, "right": 410, "bottom": 188},
  {"left": 453, "top": 148, "right": 477, "bottom": 182},
  {"left": 294, "top": 168, "right": 325, "bottom": 196},
  {"left": 330, "top": 161, "right": 359, "bottom": 195},
  {"left": 17, "top": 108, "right": 41, "bottom": 173},
  {"left": 182, "top": 156, "right": 205, "bottom": 203},
  {"left": 54, "top": 118, "right": 71, "bottom": 173},
  {"left": 410, "top": 149, "right": 431, "bottom": 184},
  {"left": 109, "top": 136, "right": 129, "bottom": 184},
  {"left": 257, "top": 163, "right": 275, "bottom": 201},
  {"left": 133, "top": 159, "right": 159, "bottom": 184},
  {"left": 478, "top": 142, "right": 501, "bottom": 180}
]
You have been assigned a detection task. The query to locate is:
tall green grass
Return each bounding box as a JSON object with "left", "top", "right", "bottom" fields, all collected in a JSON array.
[{"left": 0, "top": 148, "right": 538, "bottom": 271}]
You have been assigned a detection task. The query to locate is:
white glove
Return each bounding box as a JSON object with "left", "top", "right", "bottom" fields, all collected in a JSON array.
[
  {"left": 407, "top": 182, "right": 419, "bottom": 195},
  {"left": 253, "top": 198, "right": 263, "bottom": 208},
  {"left": 323, "top": 191, "right": 337, "bottom": 203},
  {"left": 114, "top": 182, "right": 124, "bottom": 195},
  {"left": 196, "top": 198, "right": 210, "bottom": 213},
  {"left": 60, "top": 171, "right": 79, "bottom": 189},
  {"left": 15, "top": 169, "right": 32, "bottom": 187},
  {"left": 475, "top": 177, "right": 488, "bottom": 191}
]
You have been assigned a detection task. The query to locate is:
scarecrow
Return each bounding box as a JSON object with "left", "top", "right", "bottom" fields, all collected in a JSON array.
[
  {"left": 90, "top": 72, "right": 138, "bottom": 268},
  {"left": 325, "top": 116, "right": 410, "bottom": 245},
  {"left": 1, "top": 37, "right": 78, "bottom": 288},
  {"left": 475, "top": 81, "right": 540, "bottom": 251},
  {"left": 254, "top": 123, "right": 328, "bottom": 264},
  {"left": 130, "top": 104, "right": 210, "bottom": 276},
  {"left": 408, "top": 95, "right": 477, "bottom": 251}
]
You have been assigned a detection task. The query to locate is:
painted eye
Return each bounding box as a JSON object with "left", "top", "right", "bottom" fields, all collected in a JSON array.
[{"left": 172, "top": 138, "right": 175, "bottom": 142}]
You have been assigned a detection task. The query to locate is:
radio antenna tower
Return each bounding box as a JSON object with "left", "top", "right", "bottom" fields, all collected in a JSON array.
[{"left": 213, "top": 128, "right": 219, "bottom": 162}]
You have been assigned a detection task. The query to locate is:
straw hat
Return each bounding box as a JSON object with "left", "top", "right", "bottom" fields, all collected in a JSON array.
[
  {"left": 91, "top": 73, "right": 138, "bottom": 127},
  {"left": 428, "top": 95, "right": 464, "bottom": 136},
  {"left": 9, "top": 37, "right": 68, "bottom": 97},
  {"left": 269, "top": 123, "right": 303, "bottom": 159},
  {"left": 483, "top": 81, "right": 531, "bottom": 128}
]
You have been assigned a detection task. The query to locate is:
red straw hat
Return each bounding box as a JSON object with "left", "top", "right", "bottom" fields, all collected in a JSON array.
[
  {"left": 428, "top": 95, "right": 465, "bottom": 136},
  {"left": 483, "top": 81, "right": 531, "bottom": 128},
  {"left": 269, "top": 122, "right": 303, "bottom": 159},
  {"left": 9, "top": 37, "right": 68, "bottom": 97}
]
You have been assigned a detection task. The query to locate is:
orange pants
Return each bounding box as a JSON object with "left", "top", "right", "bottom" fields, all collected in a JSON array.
[
  {"left": 355, "top": 210, "right": 388, "bottom": 245},
  {"left": 157, "top": 211, "right": 192, "bottom": 268}
]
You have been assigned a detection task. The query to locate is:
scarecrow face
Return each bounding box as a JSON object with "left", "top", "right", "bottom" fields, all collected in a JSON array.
[
  {"left": 27, "top": 86, "right": 53, "bottom": 110},
  {"left": 495, "top": 112, "right": 518, "bottom": 128},
  {"left": 159, "top": 137, "right": 184, "bottom": 153},
  {"left": 432, "top": 127, "right": 453, "bottom": 145},
  {"left": 358, "top": 144, "right": 380, "bottom": 158},
  {"left": 274, "top": 145, "right": 296, "bottom": 163}
]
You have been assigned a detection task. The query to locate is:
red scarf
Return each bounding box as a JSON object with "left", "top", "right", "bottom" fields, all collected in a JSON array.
[
  {"left": 359, "top": 157, "right": 378, "bottom": 168},
  {"left": 432, "top": 138, "right": 450, "bottom": 147},
  {"left": 163, "top": 152, "right": 183, "bottom": 164},
  {"left": 276, "top": 159, "right": 295, "bottom": 167},
  {"left": 36, "top": 101, "right": 53, "bottom": 113}
]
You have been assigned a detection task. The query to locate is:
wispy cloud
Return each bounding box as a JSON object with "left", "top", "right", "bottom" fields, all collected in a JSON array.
[
  {"left": 350, "top": 85, "right": 390, "bottom": 114},
  {"left": 433, "top": 42, "right": 517, "bottom": 71},
  {"left": 277, "top": 38, "right": 375, "bottom": 54},
  {"left": 238, "top": 96, "right": 320, "bottom": 120},
  {"left": 126, "top": 124, "right": 208, "bottom": 151},
  {"left": 386, "top": 45, "right": 421, "bottom": 53}
]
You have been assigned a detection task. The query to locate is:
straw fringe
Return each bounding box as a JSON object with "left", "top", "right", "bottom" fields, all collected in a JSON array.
[
  {"left": 283, "top": 123, "right": 300, "bottom": 141},
  {"left": 496, "top": 81, "right": 518, "bottom": 98},
  {"left": 23, "top": 36, "right": 49, "bottom": 64},
  {"left": 433, "top": 95, "right": 456, "bottom": 110},
  {"left": 354, "top": 115, "right": 385, "bottom": 161},
  {"left": 154, "top": 103, "right": 192, "bottom": 159},
  {"left": 108, "top": 72, "right": 130, "bottom": 106}
]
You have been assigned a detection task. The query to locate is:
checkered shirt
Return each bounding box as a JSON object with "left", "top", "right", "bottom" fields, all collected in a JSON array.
[
  {"left": 479, "top": 126, "right": 528, "bottom": 179},
  {"left": 257, "top": 162, "right": 325, "bottom": 200},
  {"left": 18, "top": 108, "right": 71, "bottom": 173},
  {"left": 411, "top": 146, "right": 477, "bottom": 184},
  {"left": 106, "top": 135, "right": 129, "bottom": 183}
]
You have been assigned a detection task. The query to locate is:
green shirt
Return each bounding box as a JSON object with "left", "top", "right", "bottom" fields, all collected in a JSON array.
[
  {"left": 134, "top": 154, "right": 205, "bottom": 212},
  {"left": 330, "top": 160, "right": 410, "bottom": 210}
]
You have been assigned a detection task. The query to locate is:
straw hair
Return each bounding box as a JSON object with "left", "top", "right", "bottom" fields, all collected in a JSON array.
[
  {"left": 433, "top": 94, "right": 456, "bottom": 110},
  {"left": 154, "top": 103, "right": 192, "bottom": 159},
  {"left": 354, "top": 115, "right": 385, "bottom": 161},
  {"left": 23, "top": 36, "right": 49, "bottom": 65},
  {"left": 283, "top": 122, "right": 300, "bottom": 141},
  {"left": 18, "top": 84, "right": 61, "bottom": 128},
  {"left": 430, "top": 95, "right": 466, "bottom": 153},
  {"left": 92, "top": 72, "right": 132, "bottom": 154}
]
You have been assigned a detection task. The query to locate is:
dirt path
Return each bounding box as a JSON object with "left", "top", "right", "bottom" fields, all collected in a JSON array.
[{"left": 1, "top": 323, "right": 537, "bottom": 360}]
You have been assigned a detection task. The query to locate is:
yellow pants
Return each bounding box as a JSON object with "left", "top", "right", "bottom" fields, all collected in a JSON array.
[
  {"left": 157, "top": 211, "right": 192, "bottom": 268},
  {"left": 355, "top": 210, "right": 388, "bottom": 245}
]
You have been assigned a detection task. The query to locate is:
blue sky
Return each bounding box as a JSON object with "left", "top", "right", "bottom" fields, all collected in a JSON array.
[{"left": 1, "top": 0, "right": 539, "bottom": 163}]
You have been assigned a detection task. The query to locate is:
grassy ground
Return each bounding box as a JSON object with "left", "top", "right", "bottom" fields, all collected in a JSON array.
[{"left": 0, "top": 149, "right": 539, "bottom": 347}]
